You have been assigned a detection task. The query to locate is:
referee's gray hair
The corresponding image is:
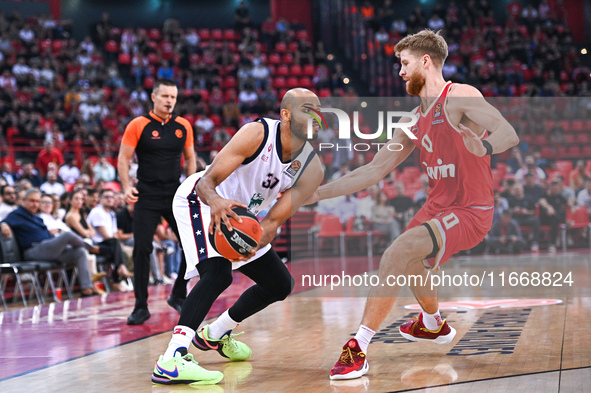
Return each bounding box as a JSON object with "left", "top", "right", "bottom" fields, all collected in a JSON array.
[{"left": 24, "top": 188, "right": 42, "bottom": 200}]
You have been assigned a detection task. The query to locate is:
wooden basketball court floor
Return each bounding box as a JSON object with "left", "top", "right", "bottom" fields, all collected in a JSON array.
[{"left": 0, "top": 251, "right": 590, "bottom": 393}]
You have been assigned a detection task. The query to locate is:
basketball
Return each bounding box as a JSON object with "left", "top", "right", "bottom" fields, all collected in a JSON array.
[{"left": 209, "top": 206, "right": 262, "bottom": 260}]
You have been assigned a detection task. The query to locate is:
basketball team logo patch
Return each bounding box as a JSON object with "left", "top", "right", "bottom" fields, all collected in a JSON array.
[
  {"left": 175, "top": 129, "right": 183, "bottom": 138},
  {"left": 286, "top": 160, "right": 302, "bottom": 177},
  {"left": 434, "top": 103, "right": 442, "bottom": 118}
]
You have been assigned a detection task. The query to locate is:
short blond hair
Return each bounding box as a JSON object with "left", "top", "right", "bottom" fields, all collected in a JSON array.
[{"left": 395, "top": 29, "right": 448, "bottom": 67}]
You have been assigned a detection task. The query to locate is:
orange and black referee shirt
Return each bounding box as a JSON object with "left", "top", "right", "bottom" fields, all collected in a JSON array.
[{"left": 121, "top": 110, "right": 194, "bottom": 196}]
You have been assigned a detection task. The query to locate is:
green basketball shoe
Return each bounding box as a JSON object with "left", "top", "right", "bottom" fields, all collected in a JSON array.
[
  {"left": 151, "top": 352, "right": 223, "bottom": 385},
  {"left": 192, "top": 324, "right": 252, "bottom": 361}
]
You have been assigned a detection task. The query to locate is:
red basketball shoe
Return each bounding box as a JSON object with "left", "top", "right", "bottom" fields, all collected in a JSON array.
[
  {"left": 329, "top": 338, "right": 369, "bottom": 380},
  {"left": 399, "top": 313, "right": 456, "bottom": 344}
]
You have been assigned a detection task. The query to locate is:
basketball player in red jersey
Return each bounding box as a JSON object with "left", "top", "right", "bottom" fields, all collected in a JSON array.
[{"left": 305, "top": 29, "right": 519, "bottom": 380}]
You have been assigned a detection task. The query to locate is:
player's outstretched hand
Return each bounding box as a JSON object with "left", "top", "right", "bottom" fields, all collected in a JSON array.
[
  {"left": 124, "top": 186, "right": 139, "bottom": 204},
  {"left": 458, "top": 123, "right": 487, "bottom": 157},
  {"left": 208, "top": 197, "right": 247, "bottom": 235}
]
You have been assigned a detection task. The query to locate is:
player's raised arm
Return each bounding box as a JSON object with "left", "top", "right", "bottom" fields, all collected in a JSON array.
[
  {"left": 308, "top": 122, "right": 415, "bottom": 204},
  {"left": 257, "top": 154, "right": 324, "bottom": 250},
  {"left": 196, "top": 121, "right": 264, "bottom": 234},
  {"left": 447, "top": 84, "right": 519, "bottom": 156}
]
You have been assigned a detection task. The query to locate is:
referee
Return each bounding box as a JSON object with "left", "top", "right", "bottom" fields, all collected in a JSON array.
[{"left": 118, "top": 78, "right": 197, "bottom": 325}]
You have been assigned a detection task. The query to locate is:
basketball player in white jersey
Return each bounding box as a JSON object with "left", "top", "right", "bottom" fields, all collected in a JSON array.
[{"left": 151, "top": 88, "right": 324, "bottom": 385}]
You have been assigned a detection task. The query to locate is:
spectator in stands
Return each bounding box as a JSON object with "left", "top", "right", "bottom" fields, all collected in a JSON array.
[
  {"left": 371, "top": 190, "right": 399, "bottom": 244},
  {"left": 314, "top": 41, "right": 327, "bottom": 65},
  {"left": 569, "top": 160, "right": 590, "bottom": 192},
  {"left": 59, "top": 156, "right": 81, "bottom": 185},
  {"left": 38, "top": 194, "right": 71, "bottom": 235},
  {"left": 18, "top": 163, "right": 42, "bottom": 188},
  {"left": 130, "top": 86, "right": 149, "bottom": 102},
  {"left": 523, "top": 172, "right": 544, "bottom": 202},
  {"left": 539, "top": 181, "right": 567, "bottom": 252},
  {"left": 488, "top": 210, "right": 525, "bottom": 254},
  {"left": 515, "top": 155, "right": 546, "bottom": 184},
  {"left": 234, "top": 1, "right": 252, "bottom": 30},
  {"left": 40, "top": 171, "right": 65, "bottom": 196},
  {"left": 1, "top": 188, "right": 97, "bottom": 296},
  {"left": 251, "top": 63, "right": 270, "bottom": 90},
  {"left": 505, "top": 147, "right": 523, "bottom": 174},
  {"left": 84, "top": 188, "right": 99, "bottom": 215},
  {"left": 87, "top": 189, "right": 133, "bottom": 286},
  {"left": 36, "top": 140, "right": 64, "bottom": 177},
  {"left": 238, "top": 84, "right": 259, "bottom": 112},
  {"left": 335, "top": 194, "right": 358, "bottom": 224},
  {"left": 93, "top": 155, "right": 117, "bottom": 183},
  {"left": 492, "top": 189, "right": 509, "bottom": 224},
  {"left": 1, "top": 161, "right": 15, "bottom": 186},
  {"left": 508, "top": 182, "right": 541, "bottom": 252},
  {"left": 157, "top": 60, "right": 175, "bottom": 80},
  {"left": 576, "top": 177, "right": 591, "bottom": 217},
  {"left": 0, "top": 185, "right": 17, "bottom": 220},
  {"left": 295, "top": 38, "right": 314, "bottom": 65},
  {"left": 331, "top": 163, "right": 351, "bottom": 181},
  {"left": 553, "top": 174, "right": 576, "bottom": 208},
  {"left": 194, "top": 110, "right": 214, "bottom": 134},
  {"left": 413, "top": 174, "right": 429, "bottom": 208},
  {"left": 259, "top": 85, "right": 278, "bottom": 112},
  {"left": 389, "top": 182, "right": 415, "bottom": 231},
  {"left": 427, "top": 13, "right": 445, "bottom": 31}
]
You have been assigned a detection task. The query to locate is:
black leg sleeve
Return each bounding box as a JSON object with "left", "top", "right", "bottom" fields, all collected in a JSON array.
[{"left": 229, "top": 249, "right": 294, "bottom": 322}]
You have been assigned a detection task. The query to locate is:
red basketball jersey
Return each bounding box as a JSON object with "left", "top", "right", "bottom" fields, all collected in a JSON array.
[{"left": 410, "top": 82, "right": 494, "bottom": 211}]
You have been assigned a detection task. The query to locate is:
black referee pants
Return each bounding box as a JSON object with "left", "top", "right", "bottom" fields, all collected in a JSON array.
[{"left": 133, "top": 195, "right": 188, "bottom": 309}]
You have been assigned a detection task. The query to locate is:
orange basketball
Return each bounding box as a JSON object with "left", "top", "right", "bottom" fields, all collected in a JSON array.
[{"left": 209, "top": 207, "right": 262, "bottom": 260}]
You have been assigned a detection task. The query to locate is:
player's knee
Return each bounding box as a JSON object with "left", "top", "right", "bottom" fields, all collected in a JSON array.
[{"left": 271, "top": 274, "right": 294, "bottom": 301}]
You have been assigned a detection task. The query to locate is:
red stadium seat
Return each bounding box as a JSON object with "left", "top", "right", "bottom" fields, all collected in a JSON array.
[
  {"left": 533, "top": 134, "right": 547, "bottom": 145},
  {"left": 559, "top": 120, "right": 571, "bottom": 132},
  {"left": 211, "top": 29, "right": 223, "bottom": 40},
  {"left": 143, "top": 76, "right": 155, "bottom": 89},
  {"left": 291, "top": 64, "right": 303, "bottom": 76},
  {"left": 563, "top": 134, "right": 576, "bottom": 144},
  {"left": 223, "top": 29, "right": 237, "bottom": 41},
  {"left": 577, "top": 133, "right": 591, "bottom": 144},
  {"left": 296, "top": 30, "right": 309, "bottom": 40},
  {"left": 273, "top": 77, "right": 286, "bottom": 88},
  {"left": 147, "top": 52, "right": 160, "bottom": 65},
  {"left": 566, "top": 145, "right": 581, "bottom": 158},
  {"left": 210, "top": 114, "right": 222, "bottom": 127},
  {"left": 148, "top": 28, "right": 162, "bottom": 41},
  {"left": 278, "top": 88, "right": 289, "bottom": 99},
  {"left": 299, "top": 77, "right": 312, "bottom": 87},
  {"left": 221, "top": 76, "right": 237, "bottom": 89},
  {"left": 198, "top": 28, "right": 210, "bottom": 40},
  {"left": 282, "top": 53, "right": 294, "bottom": 64},
  {"left": 319, "top": 88, "right": 331, "bottom": 97},
  {"left": 268, "top": 53, "right": 281, "bottom": 64},
  {"left": 303, "top": 64, "right": 315, "bottom": 75},
  {"left": 105, "top": 40, "right": 119, "bottom": 53},
  {"left": 572, "top": 119, "right": 584, "bottom": 131},
  {"left": 540, "top": 146, "right": 554, "bottom": 158},
  {"left": 276, "top": 65, "right": 289, "bottom": 76},
  {"left": 286, "top": 76, "right": 299, "bottom": 88},
  {"left": 275, "top": 42, "right": 287, "bottom": 53},
  {"left": 288, "top": 42, "right": 298, "bottom": 52},
  {"left": 118, "top": 52, "right": 131, "bottom": 64}
]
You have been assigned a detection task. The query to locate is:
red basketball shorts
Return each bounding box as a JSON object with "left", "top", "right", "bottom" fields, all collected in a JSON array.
[{"left": 406, "top": 204, "right": 494, "bottom": 269}]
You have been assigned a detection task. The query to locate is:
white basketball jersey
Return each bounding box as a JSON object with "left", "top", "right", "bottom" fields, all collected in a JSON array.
[{"left": 215, "top": 118, "right": 316, "bottom": 215}]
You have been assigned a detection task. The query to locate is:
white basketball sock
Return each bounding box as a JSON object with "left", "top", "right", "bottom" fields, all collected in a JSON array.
[
  {"left": 208, "top": 310, "right": 239, "bottom": 340},
  {"left": 163, "top": 325, "right": 195, "bottom": 362},
  {"left": 354, "top": 325, "right": 375, "bottom": 353},
  {"left": 422, "top": 310, "right": 443, "bottom": 331}
]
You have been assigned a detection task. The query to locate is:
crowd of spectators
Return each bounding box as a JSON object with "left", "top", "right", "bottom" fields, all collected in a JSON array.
[{"left": 340, "top": 0, "right": 590, "bottom": 97}]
